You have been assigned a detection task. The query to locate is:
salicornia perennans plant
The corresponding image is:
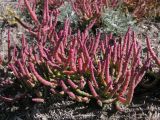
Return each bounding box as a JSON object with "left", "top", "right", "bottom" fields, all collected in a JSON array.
[
  {"left": 141, "top": 36, "right": 160, "bottom": 88},
  {"left": 0, "top": 0, "right": 151, "bottom": 110},
  {"left": 123, "top": 0, "right": 160, "bottom": 20}
]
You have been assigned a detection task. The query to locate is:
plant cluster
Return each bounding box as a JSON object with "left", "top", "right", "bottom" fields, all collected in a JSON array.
[
  {"left": 0, "top": 0, "right": 158, "bottom": 111},
  {"left": 146, "top": 38, "right": 160, "bottom": 66},
  {"left": 70, "top": 0, "right": 118, "bottom": 21},
  {"left": 1, "top": 0, "right": 150, "bottom": 110},
  {"left": 123, "top": 0, "right": 160, "bottom": 20},
  {"left": 142, "top": 37, "right": 160, "bottom": 88}
]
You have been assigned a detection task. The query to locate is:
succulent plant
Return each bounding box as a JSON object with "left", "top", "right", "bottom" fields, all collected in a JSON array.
[
  {"left": 122, "top": 0, "right": 160, "bottom": 20},
  {"left": 70, "top": 0, "right": 119, "bottom": 21},
  {"left": 140, "top": 36, "right": 160, "bottom": 88},
  {"left": 0, "top": 0, "right": 154, "bottom": 112}
]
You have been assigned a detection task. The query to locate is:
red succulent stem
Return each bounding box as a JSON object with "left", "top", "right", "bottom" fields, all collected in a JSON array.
[
  {"left": 24, "top": 0, "right": 39, "bottom": 24},
  {"left": 82, "top": 45, "right": 91, "bottom": 64},
  {"left": 122, "top": 27, "right": 130, "bottom": 54},
  {"left": 63, "top": 70, "right": 76, "bottom": 75},
  {"left": 8, "top": 63, "right": 20, "bottom": 78},
  {"left": 67, "top": 79, "right": 78, "bottom": 89},
  {"left": 89, "top": 61, "right": 99, "bottom": 89},
  {"left": 122, "top": 41, "right": 134, "bottom": 75},
  {"left": 125, "top": 76, "right": 135, "bottom": 105},
  {"left": 29, "top": 62, "right": 54, "bottom": 87},
  {"left": 116, "top": 43, "right": 123, "bottom": 80},
  {"left": 43, "top": 0, "right": 49, "bottom": 25},
  {"left": 101, "top": 41, "right": 105, "bottom": 55},
  {"left": 118, "top": 96, "right": 127, "bottom": 104},
  {"left": 79, "top": 75, "right": 86, "bottom": 89},
  {"left": 112, "top": 41, "right": 117, "bottom": 64},
  {"left": 109, "top": 83, "right": 120, "bottom": 98},
  {"left": 46, "top": 61, "right": 60, "bottom": 69},
  {"left": 88, "top": 81, "right": 98, "bottom": 98},
  {"left": 17, "top": 59, "right": 27, "bottom": 76},
  {"left": 146, "top": 36, "right": 160, "bottom": 66},
  {"left": 68, "top": 48, "right": 77, "bottom": 71},
  {"left": 60, "top": 80, "right": 76, "bottom": 100},
  {"left": 119, "top": 70, "right": 131, "bottom": 96},
  {"left": 92, "top": 32, "right": 101, "bottom": 55},
  {"left": 32, "top": 98, "right": 45, "bottom": 103},
  {"left": 38, "top": 44, "right": 48, "bottom": 60},
  {"left": 97, "top": 60, "right": 102, "bottom": 74},
  {"left": 84, "top": 18, "right": 97, "bottom": 35},
  {"left": 78, "top": 57, "right": 83, "bottom": 73},
  {"left": 105, "top": 46, "right": 112, "bottom": 84},
  {"left": 135, "top": 59, "right": 150, "bottom": 86},
  {"left": 104, "top": 81, "right": 112, "bottom": 94}
]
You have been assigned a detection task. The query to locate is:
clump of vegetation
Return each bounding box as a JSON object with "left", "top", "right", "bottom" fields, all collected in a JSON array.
[
  {"left": 0, "top": 0, "right": 152, "bottom": 111},
  {"left": 140, "top": 37, "right": 160, "bottom": 88},
  {"left": 122, "top": 0, "right": 160, "bottom": 20}
]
